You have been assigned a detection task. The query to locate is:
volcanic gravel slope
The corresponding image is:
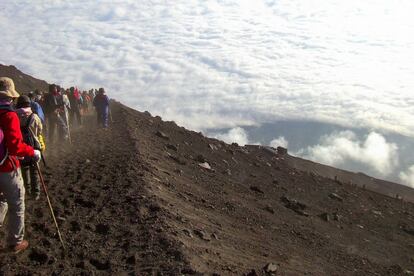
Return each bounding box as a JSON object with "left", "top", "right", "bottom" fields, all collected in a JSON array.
[{"left": 0, "top": 102, "right": 413, "bottom": 276}]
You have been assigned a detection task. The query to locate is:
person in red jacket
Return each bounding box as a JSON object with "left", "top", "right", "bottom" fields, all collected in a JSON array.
[{"left": 0, "top": 77, "right": 41, "bottom": 253}]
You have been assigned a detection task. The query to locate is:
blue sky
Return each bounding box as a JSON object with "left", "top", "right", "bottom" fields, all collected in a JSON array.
[{"left": 1, "top": 0, "right": 414, "bottom": 186}]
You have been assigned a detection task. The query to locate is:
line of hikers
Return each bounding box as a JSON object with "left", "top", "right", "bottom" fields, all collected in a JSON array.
[{"left": 0, "top": 77, "right": 109, "bottom": 253}]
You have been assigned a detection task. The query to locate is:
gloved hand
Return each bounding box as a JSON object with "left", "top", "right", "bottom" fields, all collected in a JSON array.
[{"left": 33, "top": 150, "right": 42, "bottom": 162}]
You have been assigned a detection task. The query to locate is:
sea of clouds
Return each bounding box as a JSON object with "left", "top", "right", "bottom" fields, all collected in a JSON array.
[{"left": 1, "top": 0, "right": 414, "bottom": 186}]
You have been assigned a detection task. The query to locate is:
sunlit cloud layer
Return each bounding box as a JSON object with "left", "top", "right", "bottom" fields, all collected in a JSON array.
[
  {"left": 0, "top": 1, "right": 414, "bottom": 134},
  {"left": 270, "top": 137, "right": 288, "bottom": 149},
  {"left": 400, "top": 166, "right": 414, "bottom": 188},
  {"left": 296, "top": 131, "right": 399, "bottom": 177}
]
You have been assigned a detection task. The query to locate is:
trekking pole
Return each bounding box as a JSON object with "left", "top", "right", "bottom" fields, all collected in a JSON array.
[
  {"left": 67, "top": 124, "right": 72, "bottom": 144},
  {"left": 109, "top": 107, "right": 113, "bottom": 124},
  {"left": 40, "top": 152, "right": 47, "bottom": 168},
  {"left": 66, "top": 115, "right": 72, "bottom": 144},
  {"left": 36, "top": 163, "right": 66, "bottom": 250}
]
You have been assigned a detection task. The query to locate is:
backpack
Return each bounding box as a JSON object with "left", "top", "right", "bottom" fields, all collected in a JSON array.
[
  {"left": 44, "top": 93, "right": 63, "bottom": 114},
  {"left": 0, "top": 126, "right": 7, "bottom": 165},
  {"left": 20, "top": 113, "right": 41, "bottom": 167},
  {"left": 0, "top": 106, "right": 14, "bottom": 166}
]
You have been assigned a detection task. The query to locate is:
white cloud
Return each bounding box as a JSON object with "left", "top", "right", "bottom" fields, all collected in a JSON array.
[
  {"left": 269, "top": 136, "right": 288, "bottom": 148},
  {"left": 297, "top": 131, "right": 399, "bottom": 176},
  {"left": 0, "top": 1, "right": 414, "bottom": 136},
  {"left": 399, "top": 166, "right": 414, "bottom": 188},
  {"left": 212, "top": 127, "right": 250, "bottom": 146}
]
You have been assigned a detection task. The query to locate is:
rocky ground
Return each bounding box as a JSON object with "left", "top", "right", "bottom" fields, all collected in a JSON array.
[
  {"left": 0, "top": 64, "right": 413, "bottom": 275},
  {"left": 0, "top": 102, "right": 412, "bottom": 275}
]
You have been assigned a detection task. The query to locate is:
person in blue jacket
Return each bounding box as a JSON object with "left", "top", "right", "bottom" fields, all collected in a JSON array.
[
  {"left": 93, "top": 88, "right": 109, "bottom": 128},
  {"left": 28, "top": 91, "right": 45, "bottom": 124}
]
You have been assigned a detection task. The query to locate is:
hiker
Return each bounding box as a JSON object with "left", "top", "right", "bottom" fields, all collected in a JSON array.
[
  {"left": 81, "top": 91, "right": 91, "bottom": 114},
  {"left": 68, "top": 87, "right": 82, "bottom": 127},
  {"left": 0, "top": 77, "right": 41, "bottom": 253},
  {"left": 16, "top": 95, "right": 45, "bottom": 200},
  {"left": 61, "top": 88, "right": 71, "bottom": 129},
  {"left": 28, "top": 91, "right": 45, "bottom": 124},
  {"left": 93, "top": 88, "right": 110, "bottom": 128},
  {"left": 43, "top": 84, "right": 69, "bottom": 142}
]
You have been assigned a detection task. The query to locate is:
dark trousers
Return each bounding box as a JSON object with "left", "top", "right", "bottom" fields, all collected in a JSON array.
[
  {"left": 70, "top": 108, "right": 82, "bottom": 127},
  {"left": 21, "top": 166, "right": 40, "bottom": 197},
  {"left": 48, "top": 113, "right": 68, "bottom": 142}
]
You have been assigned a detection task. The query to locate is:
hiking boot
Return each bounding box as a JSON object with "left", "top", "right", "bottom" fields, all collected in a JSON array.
[{"left": 11, "top": 240, "right": 29, "bottom": 254}]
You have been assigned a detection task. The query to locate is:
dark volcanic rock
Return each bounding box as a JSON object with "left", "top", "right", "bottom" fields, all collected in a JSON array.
[
  {"left": 280, "top": 196, "right": 309, "bottom": 216},
  {"left": 250, "top": 185, "right": 264, "bottom": 194}
]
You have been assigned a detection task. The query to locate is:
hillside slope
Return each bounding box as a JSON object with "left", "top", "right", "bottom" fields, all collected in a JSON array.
[
  {"left": 0, "top": 101, "right": 412, "bottom": 275},
  {"left": 0, "top": 64, "right": 49, "bottom": 93},
  {"left": 0, "top": 66, "right": 413, "bottom": 275}
]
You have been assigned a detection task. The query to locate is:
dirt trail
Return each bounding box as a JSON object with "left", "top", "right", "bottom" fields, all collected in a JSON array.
[{"left": 0, "top": 103, "right": 188, "bottom": 275}]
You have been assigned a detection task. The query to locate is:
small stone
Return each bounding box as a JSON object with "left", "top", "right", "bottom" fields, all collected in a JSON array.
[
  {"left": 263, "top": 263, "right": 279, "bottom": 273},
  {"left": 95, "top": 223, "right": 110, "bottom": 235},
  {"left": 168, "top": 153, "right": 187, "bottom": 165},
  {"left": 211, "top": 233, "right": 219, "bottom": 240},
  {"left": 166, "top": 144, "right": 178, "bottom": 151},
  {"left": 155, "top": 131, "right": 169, "bottom": 140},
  {"left": 193, "top": 229, "right": 211, "bottom": 241},
  {"left": 319, "top": 213, "right": 330, "bottom": 222},
  {"left": 329, "top": 193, "right": 344, "bottom": 202},
  {"left": 126, "top": 254, "right": 137, "bottom": 265},
  {"left": 183, "top": 229, "right": 193, "bottom": 238},
  {"left": 280, "top": 196, "right": 308, "bottom": 216},
  {"left": 403, "top": 227, "right": 414, "bottom": 236},
  {"left": 89, "top": 258, "right": 111, "bottom": 270},
  {"left": 246, "top": 269, "right": 258, "bottom": 276},
  {"left": 56, "top": 216, "right": 66, "bottom": 222},
  {"left": 29, "top": 248, "right": 49, "bottom": 265},
  {"left": 264, "top": 205, "right": 275, "bottom": 214},
  {"left": 250, "top": 186, "right": 264, "bottom": 194},
  {"left": 181, "top": 267, "right": 198, "bottom": 274},
  {"left": 198, "top": 162, "right": 212, "bottom": 170},
  {"left": 208, "top": 144, "right": 218, "bottom": 150},
  {"left": 85, "top": 159, "right": 91, "bottom": 163},
  {"left": 372, "top": 210, "right": 382, "bottom": 216},
  {"left": 196, "top": 154, "right": 207, "bottom": 162}
]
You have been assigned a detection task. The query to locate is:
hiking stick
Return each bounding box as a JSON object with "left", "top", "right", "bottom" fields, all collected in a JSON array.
[
  {"left": 36, "top": 163, "right": 66, "bottom": 250},
  {"left": 40, "top": 152, "right": 47, "bottom": 168},
  {"left": 66, "top": 117, "right": 72, "bottom": 144},
  {"left": 109, "top": 107, "right": 113, "bottom": 124}
]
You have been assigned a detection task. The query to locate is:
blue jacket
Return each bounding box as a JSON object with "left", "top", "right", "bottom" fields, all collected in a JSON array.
[
  {"left": 93, "top": 94, "right": 109, "bottom": 113},
  {"left": 30, "top": 101, "right": 45, "bottom": 123}
]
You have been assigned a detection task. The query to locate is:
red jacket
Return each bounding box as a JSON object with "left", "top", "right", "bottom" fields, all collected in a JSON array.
[{"left": 0, "top": 109, "right": 35, "bottom": 172}]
